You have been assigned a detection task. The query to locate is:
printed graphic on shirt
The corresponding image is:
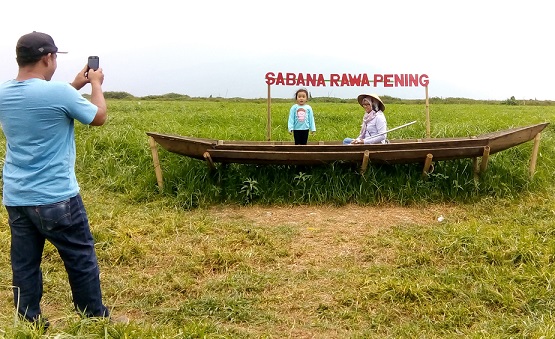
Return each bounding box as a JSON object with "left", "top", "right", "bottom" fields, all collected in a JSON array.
[{"left": 296, "top": 107, "right": 306, "bottom": 123}]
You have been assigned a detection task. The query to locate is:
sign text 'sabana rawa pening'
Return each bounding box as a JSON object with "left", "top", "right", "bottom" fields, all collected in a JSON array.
[{"left": 265, "top": 72, "right": 429, "bottom": 88}]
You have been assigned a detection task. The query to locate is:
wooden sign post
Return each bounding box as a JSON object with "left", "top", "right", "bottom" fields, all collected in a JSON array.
[
  {"left": 266, "top": 83, "right": 271, "bottom": 141},
  {"left": 425, "top": 85, "right": 430, "bottom": 138}
]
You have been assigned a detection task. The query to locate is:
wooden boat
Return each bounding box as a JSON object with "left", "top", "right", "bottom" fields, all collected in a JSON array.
[{"left": 146, "top": 122, "right": 549, "bottom": 167}]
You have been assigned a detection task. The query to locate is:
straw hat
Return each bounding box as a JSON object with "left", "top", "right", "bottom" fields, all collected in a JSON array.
[{"left": 357, "top": 94, "right": 385, "bottom": 111}]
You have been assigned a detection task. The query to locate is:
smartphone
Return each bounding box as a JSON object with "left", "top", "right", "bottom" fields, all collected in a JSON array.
[{"left": 87, "top": 56, "right": 99, "bottom": 71}]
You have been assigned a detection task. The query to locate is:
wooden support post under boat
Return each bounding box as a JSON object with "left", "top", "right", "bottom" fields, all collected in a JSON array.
[
  {"left": 361, "top": 150, "right": 370, "bottom": 174},
  {"left": 480, "top": 146, "right": 490, "bottom": 173},
  {"left": 148, "top": 136, "right": 164, "bottom": 190},
  {"left": 472, "top": 157, "right": 479, "bottom": 180},
  {"left": 422, "top": 153, "right": 433, "bottom": 179},
  {"left": 203, "top": 151, "right": 215, "bottom": 170},
  {"left": 529, "top": 132, "right": 542, "bottom": 177},
  {"left": 471, "top": 136, "right": 480, "bottom": 180}
]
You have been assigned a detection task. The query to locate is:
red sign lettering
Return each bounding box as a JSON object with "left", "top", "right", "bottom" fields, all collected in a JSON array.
[{"left": 264, "top": 72, "right": 429, "bottom": 87}]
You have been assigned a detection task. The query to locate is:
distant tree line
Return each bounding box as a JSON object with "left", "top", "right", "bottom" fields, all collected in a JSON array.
[{"left": 93, "top": 92, "right": 555, "bottom": 106}]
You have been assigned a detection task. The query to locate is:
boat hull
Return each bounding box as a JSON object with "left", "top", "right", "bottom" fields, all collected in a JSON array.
[{"left": 146, "top": 123, "right": 549, "bottom": 165}]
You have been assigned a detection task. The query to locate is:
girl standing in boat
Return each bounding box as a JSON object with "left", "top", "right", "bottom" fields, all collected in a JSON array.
[
  {"left": 288, "top": 88, "right": 316, "bottom": 145},
  {"left": 343, "top": 94, "right": 388, "bottom": 145}
]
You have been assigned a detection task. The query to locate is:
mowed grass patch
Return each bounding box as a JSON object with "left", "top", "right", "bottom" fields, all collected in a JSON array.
[{"left": 3, "top": 191, "right": 555, "bottom": 337}]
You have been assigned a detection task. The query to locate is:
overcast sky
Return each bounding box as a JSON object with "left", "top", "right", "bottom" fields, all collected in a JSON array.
[{"left": 0, "top": 0, "right": 552, "bottom": 100}]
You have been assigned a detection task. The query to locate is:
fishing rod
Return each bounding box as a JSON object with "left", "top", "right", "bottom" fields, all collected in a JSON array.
[{"left": 372, "top": 120, "right": 417, "bottom": 138}]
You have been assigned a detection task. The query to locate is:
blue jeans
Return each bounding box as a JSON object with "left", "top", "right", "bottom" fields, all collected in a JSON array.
[{"left": 6, "top": 194, "right": 109, "bottom": 321}]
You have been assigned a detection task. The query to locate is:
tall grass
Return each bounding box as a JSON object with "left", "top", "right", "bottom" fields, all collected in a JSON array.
[
  {"left": 71, "top": 100, "right": 554, "bottom": 207},
  {"left": 0, "top": 99, "right": 553, "bottom": 337}
]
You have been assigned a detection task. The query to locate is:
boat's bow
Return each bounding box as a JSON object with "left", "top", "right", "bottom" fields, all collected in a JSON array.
[{"left": 146, "top": 132, "right": 217, "bottom": 160}]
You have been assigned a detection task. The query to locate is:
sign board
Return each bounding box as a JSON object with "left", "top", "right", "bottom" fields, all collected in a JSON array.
[{"left": 265, "top": 72, "right": 430, "bottom": 140}]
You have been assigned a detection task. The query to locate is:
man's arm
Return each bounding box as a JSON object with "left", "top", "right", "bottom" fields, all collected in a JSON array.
[
  {"left": 87, "top": 69, "right": 107, "bottom": 126},
  {"left": 71, "top": 65, "right": 107, "bottom": 126}
]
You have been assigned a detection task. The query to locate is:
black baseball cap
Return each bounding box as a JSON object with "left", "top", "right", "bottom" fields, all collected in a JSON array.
[{"left": 16, "top": 31, "right": 68, "bottom": 58}]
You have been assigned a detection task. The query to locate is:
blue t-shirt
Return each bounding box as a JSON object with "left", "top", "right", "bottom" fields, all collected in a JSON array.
[{"left": 0, "top": 78, "right": 98, "bottom": 206}]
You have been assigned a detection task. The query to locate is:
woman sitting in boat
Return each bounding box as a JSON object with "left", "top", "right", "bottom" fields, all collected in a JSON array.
[{"left": 343, "top": 94, "right": 388, "bottom": 145}]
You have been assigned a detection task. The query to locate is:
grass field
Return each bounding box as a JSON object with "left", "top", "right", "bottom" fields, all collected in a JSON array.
[{"left": 0, "top": 98, "right": 554, "bottom": 338}]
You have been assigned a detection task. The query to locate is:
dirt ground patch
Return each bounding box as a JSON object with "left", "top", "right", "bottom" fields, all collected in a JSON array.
[
  {"left": 210, "top": 204, "right": 455, "bottom": 230},
  {"left": 210, "top": 204, "right": 459, "bottom": 266}
]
